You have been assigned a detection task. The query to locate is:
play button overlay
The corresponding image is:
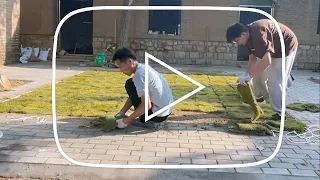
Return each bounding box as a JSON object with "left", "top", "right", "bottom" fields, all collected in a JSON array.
[{"left": 144, "top": 52, "right": 205, "bottom": 122}]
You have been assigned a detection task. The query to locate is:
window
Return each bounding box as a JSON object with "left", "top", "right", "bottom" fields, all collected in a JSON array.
[{"left": 148, "top": 0, "right": 181, "bottom": 35}]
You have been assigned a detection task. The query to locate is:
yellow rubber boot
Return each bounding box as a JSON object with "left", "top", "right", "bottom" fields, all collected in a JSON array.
[{"left": 237, "top": 82, "right": 263, "bottom": 123}]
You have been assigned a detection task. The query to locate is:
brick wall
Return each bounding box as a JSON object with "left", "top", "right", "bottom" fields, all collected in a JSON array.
[
  {"left": 275, "top": 0, "right": 320, "bottom": 70},
  {"left": 0, "top": 0, "right": 20, "bottom": 66},
  {"left": 20, "top": 34, "right": 54, "bottom": 59}
]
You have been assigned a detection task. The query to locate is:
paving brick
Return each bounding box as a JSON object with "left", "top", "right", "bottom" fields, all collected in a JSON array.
[
  {"left": 237, "top": 150, "right": 262, "bottom": 156},
  {"left": 106, "top": 150, "right": 131, "bottom": 155},
  {"left": 22, "top": 141, "right": 50, "bottom": 147},
  {"left": 298, "top": 145, "right": 320, "bottom": 150},
  {"left": 178, "top": 136, "right": 200, "bottom": 140},
  {"left": 187, "top": 133, "right": 207, "bottom": 137},
  {"left": 156, "top": 152, "right": 180, "bottom": 157},
  {"left": 166, "top": 139, "right": 188, "bottom": 144},
  {"left": 0, "top": 155, "right": 20, "bottom": 162},
  {"left": 143, "top": 146, "right": 165, "bottom": 152},
  {"left": 294, "top": 149, "right": 320, "bottom": 155},
  {"left": 208, "top": 168, "right": 236, "bottom": 173},
  {"left": 255, "top": 156, "right": 281, "bottom": 162},
  {"left": 87, "top": 154, "right": 114, "bottom": 160},
  {"left": 200, "top": 136, "right": 221, "bottom": 141},
  {"left": 140, "top": 156, "right": 165, "bottom": 162},
  {"left": 285, "top": 153, "right": 310, "bottom": 159},
  {"left": 60, "top": 148, "right": 81, "bottom": 153},
  {"left": 166, "top": 157, "right": 191, "bottom": 164},
  {"left": 0, "top": 150, "right": 13, "bottom": 155},
  {"left": 242, "top": 161, "right": 270, "bottom": 168},
  {"left": 269, "top": 162, "right": 296, "bottom": 168},
  {"left": 181, "top": 153, "right": 205, "bottom": 159},
  {"left": 134, "top": 141, "right": 157, "bottom": 147},
  {"left": 70, "top": 143, "right": 95, "bottom": 148},
  {"left": 225, "top": 145, "right": 248, "bottom": 150},
  {"left": 118, "top": 145, "right": 142, "bottom": 151},
  {"left": 192, "top": 159, "right": 217, "bottom": 165},
  {"left": 213, "top": 149, "right": 238, "bottom": 155},
  {"left": 217, "top": 160, "right": 242, "bottom": 165},
  {"left": 189, "top": 149, "right": 213, "bottom": 153},
  {"left": 45, "top": 158, "right": 72, "bottom": 165},
  {"left": 47, "top": 142, "right": 72, "bottom": 148},
  {"left": 280, "top": 158, "right": 307, "bottom": 164},
  {"left": 31, "top": 146, "right": 57, "bottom": 152},
  {"left": 18, "top": 157, "right": 48, "bottom": 163},
  {"left": 236, "top": 167, "right": 263, "bottom": 173},
  {"left": 33, "top": 133, "right": 54, "bottom": 138},
  {"left": 166, "top": 148, "right": 189, "bottom": 153},
  {"left": 110, "top": 140, "right": 134, "bottom": 146},
  {"left": 157, "top": 142, "right": 179, "bottom": 148},
  {"left": 308, "top": 154, "right": 320, "bottom": 159},
  {"left": 131, "top": 151, "right": 155, "bottom": 157},
  {"left": 128, "top": 161, "right": 154, "bottom": 165},
  {"left": 94, "top": 145, "right": 119, "bottom": 150},
  {"left": 113, "top": 155, "right": 139, "bottom": 161},
  {"left": 230, "top": 155, "right": 255, "bottom": 161},
  {"left": 9, "top": 151, "right": 38, "bottom": 157},
  {"left": 289, "top": 169, "right": 319, "bottom": 177},
  {"left": 210, "top": 141, "right": 232, "bottom": 145},
  {"left": 122, "top": 137, "right": 145, "bottom": 141},
  {"left": 36, "top": 152, "right": 62, "bottom": 158},
  {"left": 261, "top": 152, "right": 286, "bottom": 157},
  {"left": 306, "top": 159, "right": 320, "bottom": 165},
  {"left": 65, "top": 153, "right": 89, "bottom": 160},
  {"left": 221, "top": 138, "right": 243, "bottom": 142},
  {"left": 81, "top": 148, "right": 106, "bottom": 154},
  {"left": 202, "top": 144, "right": 225, "bottom": 149},
  {"left": 100, "top": 136, "right": 123, "bottom": 140},
  {"left": 100, "top": 160, "right": 127, "bottom": 164},
  {"left": 294, "top": 163, "right": 319, "bottom": 170},
  {"left": 262, "top": 168, "right": 291, "bottom": 175},
  {"left": 180, "top": 143, "right": 202, "bottom": 149},
  {"left": 188, "top": 140, "right": 210, "bottom": 144},
  {"left": 65, "top": 139, "right": 90, "bottom": 143},
  {"left": 280, "top": 145, "right": 300, "bottom": 149},
  {"left": 205, "top": 154, "right": 231, "bottom": 160},
  {"left": 157, "top": 135, "right": 179, "bottom": 139},
  {"left": 145, "top": 138, "right": 166, "bottom": 143}
]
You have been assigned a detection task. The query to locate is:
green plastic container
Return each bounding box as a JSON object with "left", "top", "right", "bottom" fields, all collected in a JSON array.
[{"left": 94, "top": 52, "right": 106, "bottom": 67}]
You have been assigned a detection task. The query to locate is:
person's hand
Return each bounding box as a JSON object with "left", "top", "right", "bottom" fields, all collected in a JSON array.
[
  {"left": 238, "top": 73, "right": 252, "bottom": 85},
  {"left": 116, "top": 119, "right": 128, "bottom": 129},
  {"left": 114, "top": 112, "right": 127, "bottom": 120}
]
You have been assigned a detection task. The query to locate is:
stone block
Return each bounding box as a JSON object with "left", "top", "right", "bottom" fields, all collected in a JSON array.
[
  {"left": 190, "top": 52, "right": 199, "bottom": 59},
  {"left": 299, "top": 45, "right": 311, "bottom": 50},
  {"left": 175, "top": 51, "right": 186, "bottom": 59},
  {"left": 216, "top": 47, "right": 227, "bottom": 53}
]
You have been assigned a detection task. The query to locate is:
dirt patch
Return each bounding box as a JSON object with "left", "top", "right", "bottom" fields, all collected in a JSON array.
[
  {"left": 168, "top": 111, "right": 228, "bottom": 127},
  {"left": 9, "top": 79, "right": 33, "bottom": 88},
  {"left": 308, "top": 77, "right": 320, "bottom": 84}
]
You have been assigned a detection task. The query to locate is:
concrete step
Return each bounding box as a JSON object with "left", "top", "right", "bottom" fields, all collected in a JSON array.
[{"left": 58, "top": 54, "right": 93, "bottom": 61}]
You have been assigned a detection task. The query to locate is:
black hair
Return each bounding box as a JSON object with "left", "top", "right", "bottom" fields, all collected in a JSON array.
[
  {"left": 226, "top": 23, "right": 248, "bottom": 43},
  {"left": 112, "top": 47, "right": 137, "bottom": 63}
]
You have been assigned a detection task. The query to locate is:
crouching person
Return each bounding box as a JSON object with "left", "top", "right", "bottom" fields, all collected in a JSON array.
[{"left": 112, "top": 47, "right": 174, "bottom": 129}]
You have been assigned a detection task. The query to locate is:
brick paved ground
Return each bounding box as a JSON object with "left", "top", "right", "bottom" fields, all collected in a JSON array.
[{"left": 0, "top": 65, "right": 319, "bottom": 177}]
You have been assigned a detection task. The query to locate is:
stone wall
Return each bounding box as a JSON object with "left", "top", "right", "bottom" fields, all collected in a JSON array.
[
  {"left": 296, "top": 44, "right": 320, "bottom": 70},
  {"left": 0, "top": 0, "right": 20, "bottom": 66},
  {"left": 20, "top": 35, "right": 54, "bottom": 60},
  {"left": 93, "top": 36, "right": 238, "bottom": 65}
]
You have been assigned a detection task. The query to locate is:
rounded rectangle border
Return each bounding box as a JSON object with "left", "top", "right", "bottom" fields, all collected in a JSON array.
[{"left": 52, "top": 6, "right": 287, "bottom": 169}]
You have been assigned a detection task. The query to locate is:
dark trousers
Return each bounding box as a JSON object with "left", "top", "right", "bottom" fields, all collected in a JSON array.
[{"left": 125, "top": 78, "right": 170, "bottom": 123}]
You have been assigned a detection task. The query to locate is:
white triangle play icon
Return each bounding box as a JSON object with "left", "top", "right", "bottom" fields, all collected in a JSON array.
[{"left": 144, "top": 52, "right": 205, "bottom": 122}]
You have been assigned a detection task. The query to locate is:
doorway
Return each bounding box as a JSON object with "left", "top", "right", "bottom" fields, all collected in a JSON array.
[
  {"left": 237, "top": 5, "right": 274, "bottom": 61},
  {"left": 60, "top": 0, "right": 93, "bottom": 54}
]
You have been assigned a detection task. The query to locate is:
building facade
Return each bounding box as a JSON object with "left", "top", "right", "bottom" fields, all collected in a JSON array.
[{"left": 2, "top": 0, "right": 319, "bottom": 70}]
